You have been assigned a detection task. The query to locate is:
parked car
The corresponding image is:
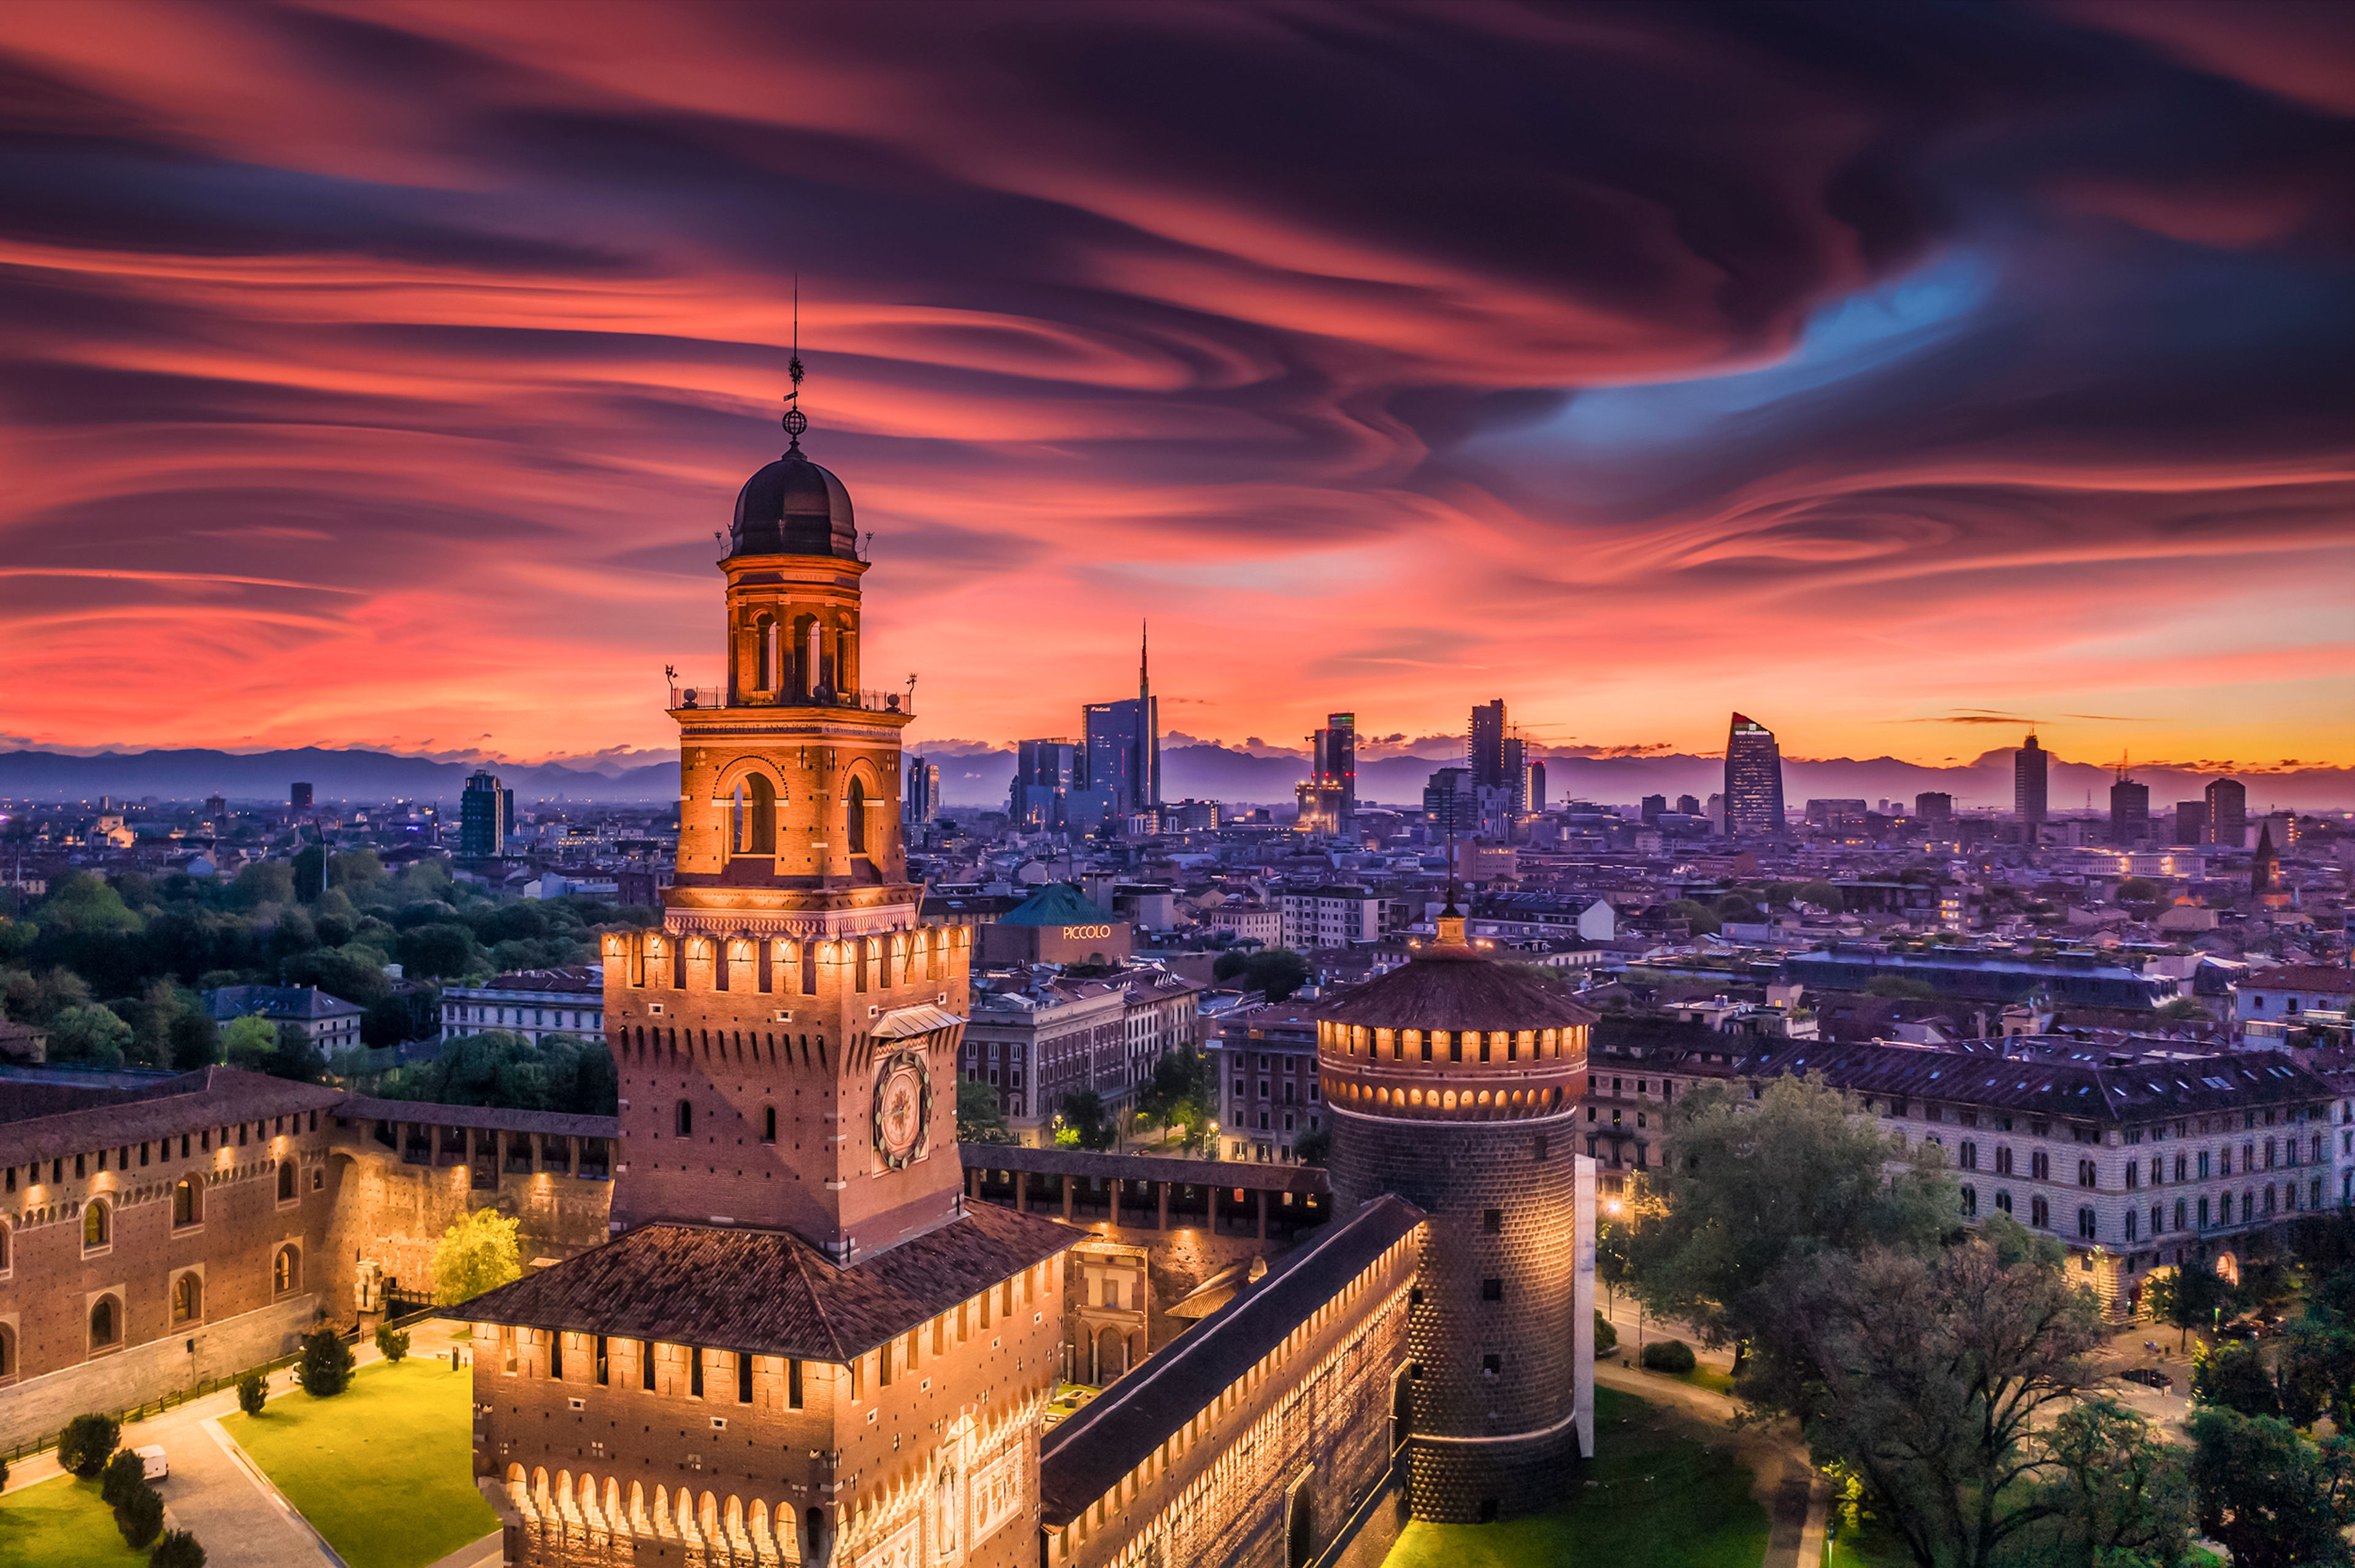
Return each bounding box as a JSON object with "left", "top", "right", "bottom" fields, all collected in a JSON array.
[
  {"left": 134, "top": 1444, "right": 167, "bottom": 1480},
  {"left": 2120, "top": 1367, "right": 2173, "bottom": 1391}
]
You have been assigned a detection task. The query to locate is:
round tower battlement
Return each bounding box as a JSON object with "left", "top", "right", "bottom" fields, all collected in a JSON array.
[{"left": 1320, "top": 933, "right": 1598, "bottom": 1523}]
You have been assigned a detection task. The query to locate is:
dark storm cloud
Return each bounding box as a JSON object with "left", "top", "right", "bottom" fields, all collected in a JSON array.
[{"left": 0, "top": 0, "right": 2346, "bottom": 764}]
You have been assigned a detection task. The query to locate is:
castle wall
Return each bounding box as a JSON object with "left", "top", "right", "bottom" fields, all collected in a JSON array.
[{"left": 322, "top": 1144, "right": 615, "bottom": 1306}]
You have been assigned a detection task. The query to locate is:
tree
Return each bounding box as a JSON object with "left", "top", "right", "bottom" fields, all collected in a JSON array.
[
  {"left": 1866, "top": 974, "right": 1939, "bottom": 1001},
  {"left": 169, "top": 1009, "right": 221, "bottom": 1068},
  {"left": 58, "top": 1412, "right": 121, "bottom": 1477},
  {"left": 1292, "top": 1125, "right": 1332, "bottom": 1165},
  {"left": 375, "top": 1030, "right": 616, "bottom": 1115},
  {"left": 1137, "top": 1049, "right": 1212, "bottom": 1144},
  {"left": 1659, "top": 899, "right": 1720, "bottom": 936},
  {"left": 396, "top": 921, "right": 479, "bottom": 979},
  {"left": 2279, "top": 1320, "right": 2355, "bottom": 1430},
  {"left": 1628, "top": 1073, "right": 1952, "bottom": 1368},
  {"left": 1209, "top": 947, "right": 1309, "bottom": 1003},
  {"left": 220, "top": 1013, "right": 277, "bottom": 1068},
  {"left": 2145, "top": 1261, "right": 2232, "bottom": 1351},
  {"left": 2026, "top": 1396, "right": 2195, "bottom": 1568},
  {"left": 2188, "top": 1409, "right": 2355, "bottom": 1568},
  {"left": 2116, "top": 878, "right": 2163, "bottom": 905},
  {"left": 117, "top": 1483, "right": 165, "bottom": 1550},
  {"left": 1799, "top": 880, "right": 1846, "bottom": 914},
  {"left": 2153, "top": 996, "right": 2213, "bottom": 1028},
  {"left": 955, "top": 1076, "right": 1014, "bottom": 1144},
  {"left": 432, "top": 1207, "right": 523, "bottom": 1306},
  {"left": 101, "top": 1448, "right": 147, "bottom": 1509},
  {"left": 266, "top": 1022, "right": 326, "bottom": 1084},
  {"left": 1750, "top": 1234, "right": 2108, "bottom": 1568},
  {"left": 237, "top": 1372, "right": 267, "bottom": 1416},
  {"left": 296, "top": 1325, "right": 354, "bottom": 1396},
  {"left": 150, "top": 1529, "right": 208, "bottom": 1568},
  {"left": 1712, "top": 893, "right": 1763, "bottom": 924},
  {"left": 48, "top": 1002, "right": 134, "bottom": 1067},
  {"left": 1057, "top": 1089, "right": 1116, "bottom": 1151},
  {"left": 375, "top": 1325, "right": 412, "bottom": 1364},
  {"left": 1592, "top": 1311, "right": 1617, "bottom": 1353}
]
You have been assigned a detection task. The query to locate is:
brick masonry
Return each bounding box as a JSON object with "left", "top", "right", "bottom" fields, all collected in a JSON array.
[{"left": 1327, "top": 1105, "right": 1584, "bottom": 1522}]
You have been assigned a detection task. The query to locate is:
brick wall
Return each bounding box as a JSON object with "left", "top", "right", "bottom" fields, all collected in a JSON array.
[
  {"left": 321, "top": 1146, "right": 613, "bottom": 1302},
  {"left": 1326, "top": 1107, "right": 1582, "bottom": 1521},
  {"left": 0, "top": 1294, "right": 317, "bottom": 1449}
]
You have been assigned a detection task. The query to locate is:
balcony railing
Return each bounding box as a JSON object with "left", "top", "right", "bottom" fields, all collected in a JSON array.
[{"left": 670, "top": 685, "right": 912, "bottom": 716}]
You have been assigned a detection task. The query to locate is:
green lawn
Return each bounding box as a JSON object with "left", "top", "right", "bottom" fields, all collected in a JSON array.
[
  {"left": 1825, "top": 1516, "right": 1913, "bottom": 1566},
  {"left": 0, "top": 1475, "right": 148, "bottom": 1567},
  {"left": 223, "top": 1358, "right": 496, "bottom": 1568},
  {"left": 1386, "top": 1386, "right": 1770, "bottom": 1568}
]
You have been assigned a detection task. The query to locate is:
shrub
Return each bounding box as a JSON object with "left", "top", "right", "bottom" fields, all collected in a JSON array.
[
  {"left": 375, "top": 1324, "right": 412, "bottom": 1364},
  {"left": 101, "top": 1448, "right": 146, "bottom": 1508},
  {"left": 295, "top": 1326, "right": 355, "bottom": 1397},
  {"left": 1593, "top": 1311, "right": 1618, "bottom": 1353},
  {"left": 118, "top": 1483, "right": 166, "bottom": 1550},
  {"left": 151, "top": 1529, "right": 208, "bottom": 1568},
  {"left": 0, "top": 1453, "right": 9, "bottom": 1489},
  {"left": 58, "top": 1412, "right": 122, "bottom": 1477},
  {"left": 237, "top": 1372, "right": 267, "bottom": 1416},
  {"left": 1641, "top": 1339, "right": 1698, "bottom": 1374}
]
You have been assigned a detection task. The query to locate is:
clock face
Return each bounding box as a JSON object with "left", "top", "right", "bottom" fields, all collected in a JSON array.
[{"left": 874, "top": 1050, "right": 930, "bottom": 1169}]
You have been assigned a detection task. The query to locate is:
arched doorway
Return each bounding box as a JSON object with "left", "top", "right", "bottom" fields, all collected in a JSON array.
[
  {"left": 1389, "top": 1366, "right": 1413, "bottom": 1456},
  {"left": 1095, "top": 1325, "right": 1125, "bottom": 1383}
]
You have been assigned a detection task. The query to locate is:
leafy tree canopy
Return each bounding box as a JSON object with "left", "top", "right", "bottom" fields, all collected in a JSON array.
[
  {"left": 955, "top": 1076, "right": 1014, "bottom": 1145},
  {"left": 1211, "top": 946, "right": 1310, "bottom": 1002},
  {"left": 376, "top": 1030, "right": 616, "bottom": 1116},
  {"left": 432, "top": 1208, "right": 523, "bottom": 1307}
]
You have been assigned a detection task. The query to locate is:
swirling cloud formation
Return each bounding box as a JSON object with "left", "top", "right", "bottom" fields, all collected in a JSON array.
[{"left": 0, "top": 0, "right": 2349, "bottom": 766}]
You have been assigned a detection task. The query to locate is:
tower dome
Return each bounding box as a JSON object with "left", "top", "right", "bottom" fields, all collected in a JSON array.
[{"left": 730, "top": 447, "right": 857, "bottom": 559}]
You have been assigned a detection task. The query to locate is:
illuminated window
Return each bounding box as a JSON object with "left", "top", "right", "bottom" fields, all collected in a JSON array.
[
  {"left": 82, "top": 1200, "right": 109, "bottom": 1250},
  {"left": 172, "top": 1272, "right": 203, "bottom": 1325},
  {"left": 274, "top": 1245, "right": 301, "bottom": 1295},
  {"left": 173, "top": 1177, "right": 201, "bottom": 1227}
]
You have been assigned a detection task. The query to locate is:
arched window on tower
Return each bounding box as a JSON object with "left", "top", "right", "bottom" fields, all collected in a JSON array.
[
  {"left": 733, "top": 776, "right": 777, "bottom": 857},
  {"left": 755, "top": 614, "right": 778, "bottom": 692},
  {"left": 846, "top": 778, "right": 868, "bottom": 855}
]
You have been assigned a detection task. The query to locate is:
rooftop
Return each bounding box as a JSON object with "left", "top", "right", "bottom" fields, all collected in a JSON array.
[
  {"left": 0, "top": 1066, "right": 345, "bottom": 1160},
  {"left": 459, "top": 1203, "right": 1081, "bottom": 1362},
  {"left": 1321, "top": 944, "right": 1600, "bottom": 1034},
  {"left": 204, "top": 984, "right": 366, "bottom": 1021}
]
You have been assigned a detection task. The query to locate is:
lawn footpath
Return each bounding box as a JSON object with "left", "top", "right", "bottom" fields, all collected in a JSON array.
[
  {"left": 221, "top": 1355, "right": 497, "bottom": 1568},
  {"left": 0, "top": 1474, "right": 149, "bottom": 1567},
  {"left": 1382, "top": 1386, "right": 1771, "bottom": 1568}
]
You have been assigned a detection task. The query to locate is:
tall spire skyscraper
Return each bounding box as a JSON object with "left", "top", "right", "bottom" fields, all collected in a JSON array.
[{"left": 1080, "top": 622, "right": 1159, "bottom": 819}]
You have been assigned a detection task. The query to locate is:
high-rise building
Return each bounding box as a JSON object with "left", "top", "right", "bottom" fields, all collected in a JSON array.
[
  {"left": 2174, "top": 800, "right": 2207, "bottom": 845},
  {"left": 2205, "top": 777, "right": 2247, "bottom": 848},
  {"left": 1009, "top": 739, "right": 1086, "bottom": 830},
  {"left": 1079, "top": 627, "right": 1159, "bottom": 817},
  {"left": 467, "top": 387, "right": 1069, "bottom": 1568},
  {"left": 1524, "top": 758, "right": 1546, "bottom": 815},
  {"left": 1639, "top": 795, "right": 1666, "bottom": 824},
  {"left": 2108, "top": 771, "right": 2150, "bottom": 846},
  {"left": 204, "top": 793, "right": 228, "bottom": 824},
  {"left": 1914, "top": 792, "right": 1953, "bottom": 821},
  {"left": 290, "top": 781, "right": 312, "bottom": 810},
  {"left": 459, "top": 770, "right": 513, "bottom": 857},
  {"left": 1469, "top": 700, "right": 1507, "bottom": 794},
  {"left": 1423, "top": 766, "right": 1477, "bottom": 833},
  {"left": 2013, "top": 734, "right": 2048, "bottom": 828},
  {"left": 1675, "top": 794, "right": 1701, "bottom": 816},
  {"left": 904, "top": 755, "right": 942, "bottom": 824},
  {"left": 1309, "top": 713, "right": 1357, "bottom": 820},
  {"left": 1722, "top": 714, "right": 1785, "bottom": 836}
]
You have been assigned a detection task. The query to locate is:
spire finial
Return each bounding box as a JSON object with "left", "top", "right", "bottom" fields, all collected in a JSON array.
[{"left": 782, "top": 277, "right": 808, "bottom": 451}]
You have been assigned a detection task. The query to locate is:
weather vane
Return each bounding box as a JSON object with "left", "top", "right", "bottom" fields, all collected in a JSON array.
[{"left": 783, "top": 275, "right": 808, "bottom": 450}]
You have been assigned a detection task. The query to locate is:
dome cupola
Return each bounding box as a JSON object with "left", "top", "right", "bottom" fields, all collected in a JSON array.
[{"left": 730, "top": 448, "right": 856, "bottom": 559}]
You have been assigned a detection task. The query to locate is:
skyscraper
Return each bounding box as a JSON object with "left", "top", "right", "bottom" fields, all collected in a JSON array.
[
  {"left": 904, "top": 755, "right": 942, "bottom": 824},
  {"left": 289, "top": 781, "right": 312, "bottom": 810},
  {"left": 1423, "top": 766, "right": 1477, "bottom": 833},
  {"left": 1914, "top": 792, "right": 1953, "bottom": 821},
  {"left": 2108, "top": 770, "right": 2150, "bottom": 846},
  {"left": 1079, "top": 626, "right": 1159, "bottom": 817},
  {"left": 1524, "top": 757, "right": 1546, "bottom": 815},
  {"left": 2205, "top": 777, "right": 2247, "bottom": 848},
  {"left": 2013, "top": 733, "right": 2048, "bottom": 828},
  {"left": 1722, "top": 714, "right": 1785, "bottom": 836},
  {"left": 459, "top": 769, "right": 513, "bottom": 857},
  {"left": 2174, "top": 800, "right": 2207, "bottom": 845},
  {"left": 1675, "top": 794, "right": 1701, "bottom": 816},
  {"left": 1312, "top": 713, "right": 1357, "bottom": 819},
  {"left": 1640, "top": 795, "right": 1666, "bottom": 824},
  {"left": 1469, "top": 699, "right": 1507, "bottom": 792}
]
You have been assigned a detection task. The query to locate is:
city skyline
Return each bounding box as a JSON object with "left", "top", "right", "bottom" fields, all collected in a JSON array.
[{"left": 1, "top": 5, "right": 2350, "bottom": 769}]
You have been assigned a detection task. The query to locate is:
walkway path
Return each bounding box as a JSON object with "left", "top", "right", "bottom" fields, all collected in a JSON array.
[{"left": 1, "top": 1316, "right": 483, "bottom": 1568}]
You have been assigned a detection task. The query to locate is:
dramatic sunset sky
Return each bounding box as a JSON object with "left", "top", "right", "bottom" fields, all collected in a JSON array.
[{"left": 2, "top": 1, "right": 2350, "bottom": 772}]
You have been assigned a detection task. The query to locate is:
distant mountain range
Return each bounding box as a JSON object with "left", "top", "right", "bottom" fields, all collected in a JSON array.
[{"left": 3, "top": 744, "right": 2348, "bottom": 814}]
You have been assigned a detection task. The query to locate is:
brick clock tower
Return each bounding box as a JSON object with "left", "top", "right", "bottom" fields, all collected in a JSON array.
[
  {"left": 465, "top": 376, "right": 1078, "bottom": 1568},
  {"left": 1317, "top": 906, "right": 1599, "bottom": 1522}
]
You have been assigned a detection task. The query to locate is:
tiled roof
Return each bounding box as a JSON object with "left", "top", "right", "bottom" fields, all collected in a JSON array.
[
  {"left": 1321, "top": 947, "right": 1599, "bottom": 1033},
  {"left": 1037, "top": 1194, "right": 1423, "bottom": 1524},
  {"left": 995, "top": 884, "right": 1118, "bottom": 928},
  {"left": 1736, "top": 1041, "right": 2334, "bottom": 1124},
  {"left": 204, "top": 984, "right": 366, "bottom": 1021},
  {"left": 460, "top": 966, "right": 604, "bottom": 996},
  {"left": 2242, "top": 966, "right": 2355, "bottom": 995},
  {"left": 459, "top": 1203, "right": 1083, "bottom": 1362},
  {"left": 337, "top": 1096, "right": 617, "bottom": 1139},
  {"left": 0, "top": 1067, "right": 345, "bottom": 1162}
]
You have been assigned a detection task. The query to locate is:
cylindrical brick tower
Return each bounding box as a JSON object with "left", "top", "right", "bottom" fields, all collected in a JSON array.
[{"left": 1319, "top": 911, "right": 1595, "bottom": 1521}]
